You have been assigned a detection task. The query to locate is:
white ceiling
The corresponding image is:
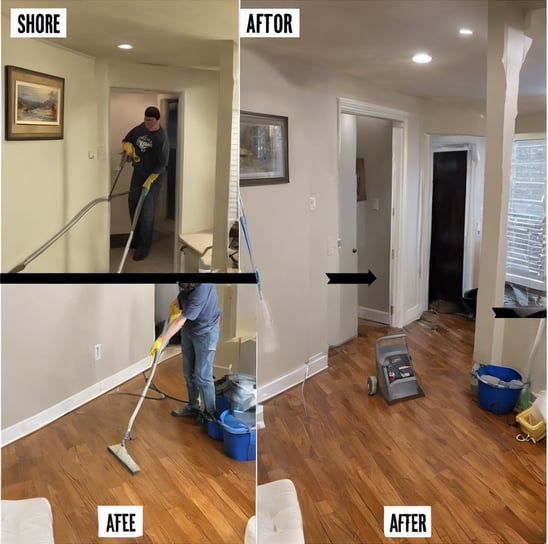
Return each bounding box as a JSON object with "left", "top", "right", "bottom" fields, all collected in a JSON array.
[
  {"left": 2, "top": 0, "right": 238, "bottom": 71},
  {"left": 241, "top": 0, "right": 546, "bottom": 115},
  {"left": 2, "top": 1, "right": 545, "bottom": 113}
]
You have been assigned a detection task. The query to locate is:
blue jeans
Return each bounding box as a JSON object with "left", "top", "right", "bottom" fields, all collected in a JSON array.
[
  {"left": 181, "top": 324, "right": 219, "bottom": 416},
  {"left": 127, "top": 172, "right": 164, "bottom": 254}
]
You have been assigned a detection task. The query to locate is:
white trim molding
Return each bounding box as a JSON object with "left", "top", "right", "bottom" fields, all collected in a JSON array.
[
  {"left": 338, "top": 97, "right": 408, "bottom": 122},
  {"left": 358, "top": 306, "right": 390, "bottom": 325},
  {"left": 257, "top": 352, "right": 328, "bottom": 404}
]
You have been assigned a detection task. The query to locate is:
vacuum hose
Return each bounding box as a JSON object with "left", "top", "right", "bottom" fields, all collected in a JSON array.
[
  {"left": 7, "top": 191, "right": 130, "bottom": 273},
  {"left": 8, "top": 155, "right": 130, "bottom": 273}
]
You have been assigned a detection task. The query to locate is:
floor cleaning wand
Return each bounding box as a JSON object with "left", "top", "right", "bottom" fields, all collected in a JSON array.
[
  {"left": 116, "top": 143, "right": 160, "bottom": 273},
  {"left": 239, "top": 194, "right": 263, "bottom": 299},
  {"left": 239, "top": 194, "right": 278, "bottom": 352},
  {"left": 117, "top": 181, "right": 147, "bottom": 274},
  {"left": 108, "top": 313, "right": 171, "bottom": 474}
]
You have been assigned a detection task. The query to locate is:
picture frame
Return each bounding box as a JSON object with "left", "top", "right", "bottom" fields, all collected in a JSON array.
[
  {"left": 356, "top": 157, "right": 366, "bottom": 201},
  {"left": 240, "top": 111, "right": 289, "bottom": 186},
  {"left": 5, "top": 65, "right": 65, "bottom": 140}
]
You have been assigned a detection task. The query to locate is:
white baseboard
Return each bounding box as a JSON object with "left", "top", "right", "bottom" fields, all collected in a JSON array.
[
  {"left": 1, "top": 357, "right": 152, "bottom": 447},
  {"left": 358, "top": 306, "right": 390, "bottom": 324},
  {"left": 257, "top": 352, "right": 328, "bottom": 404}
]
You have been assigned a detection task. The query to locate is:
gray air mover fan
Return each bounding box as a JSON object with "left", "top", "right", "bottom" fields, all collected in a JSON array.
[{"left": 373, "top": 333, "right": 424, "bottom": 404}]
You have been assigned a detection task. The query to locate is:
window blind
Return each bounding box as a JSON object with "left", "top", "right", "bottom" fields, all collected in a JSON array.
[{"left": 506, "top": 138, "right": 546, "bottom": 291}]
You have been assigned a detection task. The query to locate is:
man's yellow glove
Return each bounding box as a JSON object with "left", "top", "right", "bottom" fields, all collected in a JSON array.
[
  {"left": 149, "top": 336, "right": 163, "bottom": 356},
  {"left": 169, "top": 303, "right": 182, "bottom": 324},
  {"left": 142, "top": 173, "right": 159, "bottom": 189},
  {"left": 122, "top": 142, "right": 140, "bottom": 163}
]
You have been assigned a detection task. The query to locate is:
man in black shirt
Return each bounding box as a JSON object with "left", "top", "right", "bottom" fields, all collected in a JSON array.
[{"left": 122, "top": 106, "right": 170, "bottom": 261}]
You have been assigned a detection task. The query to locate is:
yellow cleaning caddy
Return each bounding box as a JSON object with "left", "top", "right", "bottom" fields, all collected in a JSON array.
[{"left": 516, "top": 407, "right": 546, "bottom": 443}]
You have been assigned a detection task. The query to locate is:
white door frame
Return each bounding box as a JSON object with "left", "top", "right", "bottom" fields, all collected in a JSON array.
[{"left": 337, "top": 98, "right": 408, "bottom": 327}]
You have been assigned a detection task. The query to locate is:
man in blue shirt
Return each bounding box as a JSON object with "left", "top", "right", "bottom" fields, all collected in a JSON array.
[{"left": 150, "top": 283, "right": 220, "bottom": 419}]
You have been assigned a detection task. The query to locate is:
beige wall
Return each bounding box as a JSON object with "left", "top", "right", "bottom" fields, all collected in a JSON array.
[
  {"left": 515, "top": 113, "right": 546, "bottom": 134},
  {"left": 1, "top": 284, "right": 154, "bottom": 430},
  {"left": 423, "top": 99, "right": 546, "bottom": 136},
  {"left": 423, "top": 99, "right": 486, "bottom": 136}
]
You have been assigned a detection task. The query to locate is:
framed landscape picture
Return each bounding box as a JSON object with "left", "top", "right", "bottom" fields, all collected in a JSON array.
[
  {"left": 5, "top": 66, "right": 65, "bottom": 140},
  {"left": 240, "top": 112, "right": 289, "bottom": 186}
]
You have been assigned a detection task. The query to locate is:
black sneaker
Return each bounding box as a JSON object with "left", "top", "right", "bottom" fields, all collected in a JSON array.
[{"left": 171, "top": 405, "right": 197, "bottom": 417}]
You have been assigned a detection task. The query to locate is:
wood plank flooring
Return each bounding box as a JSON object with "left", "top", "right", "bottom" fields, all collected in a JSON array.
[
  {"left": 2, "top": 355, "right": 255, "bottom": 543},
  {"left": 258, "top": 315, "right": 546, "bottom": 543}
]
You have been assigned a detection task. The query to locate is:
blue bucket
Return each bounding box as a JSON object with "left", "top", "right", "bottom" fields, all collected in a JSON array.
[
  {"left": 207, "top": 419, "right": 224, "bottom": 440},
  {"left": 207, "top": 396, "right": 232, "bottom": 441},
  {"left": 216, "top": 395, "right": 231, "bottom": 412},
  {"left": 219, "top": 409, "right": 256, "bottom": 461},
  {"left": 477, "top": 365, "right": 523, "bottom": 415}
]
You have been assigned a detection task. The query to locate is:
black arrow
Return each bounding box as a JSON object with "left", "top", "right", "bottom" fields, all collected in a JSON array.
[
  {"left": 492, "top": 306, "right": 546, "bottom": 319},
  {"left": 326, "top": 271, "right": 376, "bottom": 285},
  {"left": 0, "top": 273, "right": 258, "bottom": 285}
]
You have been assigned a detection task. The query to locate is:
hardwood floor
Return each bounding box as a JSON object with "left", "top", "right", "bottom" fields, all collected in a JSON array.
[
  {"left": 258, "top": 315, "right": 546, "bottom": 543},
  {"left": 2, "top": 355, "right": 255, "bottom": 543}
]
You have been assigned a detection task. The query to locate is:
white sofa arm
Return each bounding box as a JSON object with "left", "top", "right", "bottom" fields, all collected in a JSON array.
[
  {"left": 1, "top": 498, "right": 54, "bottom": 544},
  {"left": 245, "top": 479, "right": 304, "bottom": 544}
]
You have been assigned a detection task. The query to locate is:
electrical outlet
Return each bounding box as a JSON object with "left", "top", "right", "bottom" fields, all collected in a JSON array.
[{"left": 94, "top": 344, "right": 102, "bottom": 361}]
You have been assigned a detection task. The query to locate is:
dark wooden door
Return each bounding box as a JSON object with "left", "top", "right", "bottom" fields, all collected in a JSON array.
[{"left": 428, "top": 150, "right": 467, "bottom": 304}]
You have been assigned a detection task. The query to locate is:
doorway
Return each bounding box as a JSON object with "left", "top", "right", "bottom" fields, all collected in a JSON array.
[
  {"left": 108, "top": 89, "right": 180, "bottom": 273},
  {"left": 421, "top": 135, "right": 485, "bottom": 312},
  {"left": 428, "top": 150, "right": 468, "bottom": 305},
  {"left": 331, "top": 99, "right": 407, "bottom": 346},
  {"left": 356, "top": 115, "right": 393, "bottom": 325}
]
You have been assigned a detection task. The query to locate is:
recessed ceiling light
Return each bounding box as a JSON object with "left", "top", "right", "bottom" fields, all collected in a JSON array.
[
  {"left": 459, "top": 28, "right": 474, "bottom": 35},
  {"left": 117, "top": 44, "right": 133, "bottom": 50},
  {"left": 412, "top": 52, "right": 432, "bottom": 64}
]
